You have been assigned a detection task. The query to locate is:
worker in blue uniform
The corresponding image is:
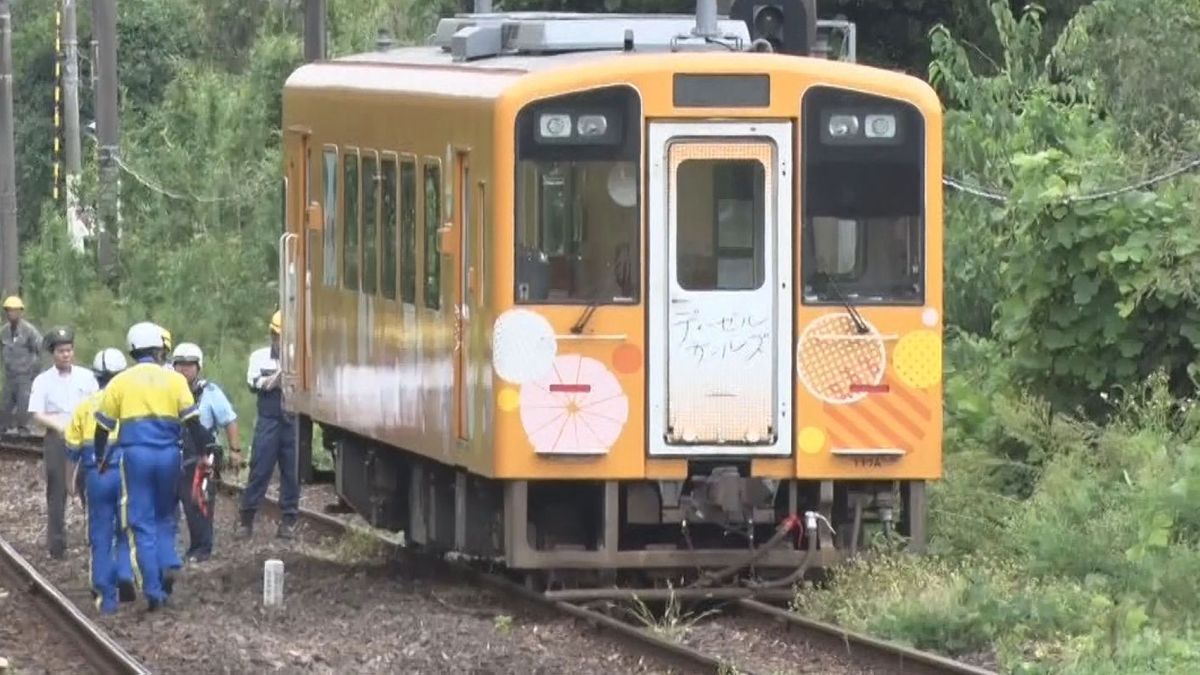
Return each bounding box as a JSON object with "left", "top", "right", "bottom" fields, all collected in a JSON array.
[
  {"left": 93, "top": 322, "right": 217, "bottom": 610},
  {"left": 238, "top": 311, "right": 299, "bottom": 540},
  {"left": 65, "top": 348, "right": 135, "bottom": 614},
  {"left": 170, "top": 342, "right": 243, "bottom": 563}
]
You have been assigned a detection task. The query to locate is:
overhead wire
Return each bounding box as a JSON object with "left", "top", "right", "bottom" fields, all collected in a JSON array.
[{"left": 943, "top": 154, "right": 1200, "bottom": 204}]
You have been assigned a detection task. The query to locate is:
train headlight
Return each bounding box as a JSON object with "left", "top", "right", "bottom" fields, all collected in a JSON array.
[
  {"left": 576, "top": 114, "right": 608, "bottom": 137},
  {"left": 827, "top": 114, "right": 859, "bottom": 138},
  {"left": 538, "top": 113, "right": 572, "bottom": 139},
  {"left": 864, "top": 114, "right": 896, "bottom": 139}
]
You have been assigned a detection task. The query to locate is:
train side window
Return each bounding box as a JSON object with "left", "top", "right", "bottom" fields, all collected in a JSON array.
[
  {"left": 424, "top": 161, "right": 442, "bottom": 310},
  {"left": 381, "top": 154, "right": 398, "bottom": 300},
  {"left": 362, "top": 151, "right": 379, "bottom": 296},
  {"left": 342, "top": 148, "right": 360, "bottom": 291},
  {"left": 400, "top": 158, "right": 417, "bottom": 304},
  {"left": 322, "top": 147, "right": 338, "bottom": 287}
]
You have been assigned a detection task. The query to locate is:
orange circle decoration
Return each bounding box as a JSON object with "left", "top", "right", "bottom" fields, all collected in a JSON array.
[
  {"left": 497, "top": 387, "right": 520, "bottom": 413},
  {"left": 796, "top": 313, "right": 887, "bottom": 405},
  {"left": 612, "top": 343, "right": 643, "bottom": 374}
]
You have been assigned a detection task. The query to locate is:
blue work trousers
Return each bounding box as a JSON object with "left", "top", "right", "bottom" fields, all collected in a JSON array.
[
  {"left": 120, "top": 445, "right": 182, "bottom": 603},
  {"left": 241, "top": 415, "right": 298, "bottom": 522},
  {"left": 84, "top": 463, "right": 133, "bottom": 614},
  {"left": 178, "top": 460, "right": 215, "bottom": 559}
]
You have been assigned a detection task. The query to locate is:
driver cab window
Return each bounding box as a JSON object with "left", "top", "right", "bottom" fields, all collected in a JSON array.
[{"left": 514, "top": 85, "right": 641, "bottom": 305}]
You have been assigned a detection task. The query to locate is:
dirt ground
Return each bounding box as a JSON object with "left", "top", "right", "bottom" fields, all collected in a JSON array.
[
  {"left": 0, "top": 561, "right": 94, "bottom": 674},
  {"left": 0, "top": 457, "right": 673, "bottom": 674}
]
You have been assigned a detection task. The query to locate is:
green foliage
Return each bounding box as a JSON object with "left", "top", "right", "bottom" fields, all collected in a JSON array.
[
  {"left": 800, "top": 368, "right": 1200, "bottom": 673},
  {"left": 931, "top": 1, "right": 1200, "bottom": 411},
  {"left": 11, "top": 0, "right": 409, "bottom": 445},
  {"left": 1053, "top": 0, "right": 1200, "bottom": 155}
]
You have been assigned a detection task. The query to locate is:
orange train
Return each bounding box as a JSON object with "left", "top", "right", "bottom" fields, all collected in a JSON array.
[{"left": 277, "top": 1, "right": 942, "bottom": 580}]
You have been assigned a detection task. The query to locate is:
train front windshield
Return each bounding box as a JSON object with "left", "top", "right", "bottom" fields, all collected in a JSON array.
[
  {"left": 513, "top": 86, "right": 642, "bottom": 306},
  {"left": 800, "top": 86, "right": 926, "bottom": 305}
]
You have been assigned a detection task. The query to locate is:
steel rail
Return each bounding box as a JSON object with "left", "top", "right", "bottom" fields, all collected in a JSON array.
[
  {"left": 0, "top": 526, "right": 148, "bottom": 674},
  {"left": 214, "top": 477, "right": 737, "bottom": 674},
  {"left": 217, "top": 476, "right": 992, "bottom": 675},
  {"left": 736, "top": 598, "right": 997, "bottom": 675},
  {"left": 0, "top": 440, "right": 992, "bottom": 675}
]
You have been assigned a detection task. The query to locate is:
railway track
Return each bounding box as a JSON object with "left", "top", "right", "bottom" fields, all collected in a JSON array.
[
  {"left": 1, "top": 436, "right": 994, "bottom": 674},
  {"left": 0, "top": 445, "right": 148, "bottom": 675}
]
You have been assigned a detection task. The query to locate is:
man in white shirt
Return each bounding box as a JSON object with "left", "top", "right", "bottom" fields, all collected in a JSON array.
[{"left": 28, "top": 327, "right": 98, "bottom": 559}]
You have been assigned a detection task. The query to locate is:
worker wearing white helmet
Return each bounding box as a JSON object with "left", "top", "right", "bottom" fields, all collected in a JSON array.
[
  {"left": 91, "top": 321, "right": 216, "bottom": 610},
  {"left": 170, "top": 342, "right": 242, "bottom": 563},
  {"left": 64, "top": 348, "right": 135, "bottom": 613},
  {"left": 1, "top": 294, "right": 43, "bottom": 434}
]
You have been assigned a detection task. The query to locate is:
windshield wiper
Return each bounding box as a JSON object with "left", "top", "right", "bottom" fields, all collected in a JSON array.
[
  {"left": 813, "top": 273, "right": 869, "bottom": 335},
  {"left": 570, "top": 303, "right": 601, "bottom": 334}
]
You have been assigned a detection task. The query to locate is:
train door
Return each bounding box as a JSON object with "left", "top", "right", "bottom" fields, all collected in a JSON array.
[
  {"left": 646, "top": 122, "right": 794, "bottom": 456},
  {"left": 280, "top": 127, "right": 311, "bottom": 398},
  {"left": 454, "top": 151, "right": 472, "bottom": 442}
]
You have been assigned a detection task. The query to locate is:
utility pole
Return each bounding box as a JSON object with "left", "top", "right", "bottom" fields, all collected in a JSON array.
[
  {"left": 0, "top": 0, "right": 18, "bottom": 296},
  {"left": 93, "top": 0, "right": 119, "bottom": 277},
  {"left": 63, "top": 0, "right": 85, "bottom": 251},
  {"left": 304, "top": 0, "right": 326, "bottom": 63}
]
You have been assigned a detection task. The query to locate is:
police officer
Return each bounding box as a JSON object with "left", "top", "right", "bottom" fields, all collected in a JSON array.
[
  {"left": 238, "top": 311, "right": 299, "bottom": 540},
  {"left": 170, "top": 342, "right": 243, "bottom": 563},
  {"left": 93, "top": 322, "right": 215, "bottom": 611},
  {"left": 65, "top": 348, "right": 135, "bottom": 613},
  {"left": 28, "top": 327, "right": 98, "bottom": 559},
  {"left": 1, "top": 295, "right": 42, "bottom": 434}
]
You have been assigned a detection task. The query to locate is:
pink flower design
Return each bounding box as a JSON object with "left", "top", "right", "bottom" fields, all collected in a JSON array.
[{"left": 518, "top": 354, "right": 629, "bottom": 454}]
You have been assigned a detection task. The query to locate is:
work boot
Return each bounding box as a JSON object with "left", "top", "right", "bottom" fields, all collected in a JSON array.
[
  {"left": 276, "top": 519, "right": 296, "bottom": 540},
  {"left": 118, "top": 580, "right": 136, "bottom": 603},
  {"left": 163, "top": 569, "right": 176, "bottom": 596}
]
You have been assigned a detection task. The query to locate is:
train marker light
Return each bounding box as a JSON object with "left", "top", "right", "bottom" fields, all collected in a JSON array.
[
  {"left": 576, "top": 114, "right": 608, "bottom": 137},
  {"left": 864, "top": 114, "right": 897, "bottom": 139},
  {"left": 538, "top": 113, "right": 571, "bottom": 139},
  {"left": 827, "top": 114, "right": 858, "bottom": 137}
]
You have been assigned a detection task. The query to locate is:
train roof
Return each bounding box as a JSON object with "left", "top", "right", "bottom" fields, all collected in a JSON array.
[{"left": 283, "top": 11, "right": 939, "bottom": 108}]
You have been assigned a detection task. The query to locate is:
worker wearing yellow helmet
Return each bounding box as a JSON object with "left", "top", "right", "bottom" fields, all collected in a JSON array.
[
  {"left": 2, "top": 295, "right": 43, "bottom": 434},
  {"left": 238, "top": 309, "right": 299, "bottom": 540},
  {"left": 159, "top": 328, "right": 174, "bottom": 369}
]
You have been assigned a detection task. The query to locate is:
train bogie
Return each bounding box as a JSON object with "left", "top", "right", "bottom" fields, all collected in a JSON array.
[{"left": 278, "top": 6, "right": 941, "bottom": 578}]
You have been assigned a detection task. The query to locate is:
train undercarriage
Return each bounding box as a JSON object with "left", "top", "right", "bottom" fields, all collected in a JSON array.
[{"left": 300, "top": 417, "right": 928, "bottom": 592}]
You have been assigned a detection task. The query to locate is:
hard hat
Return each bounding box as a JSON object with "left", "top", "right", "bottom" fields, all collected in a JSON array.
[
  {"left": 161, "top": 328, "right": 173, "bottom": 351},
  {"left": 1, "top": 295, "right": 23, "bottom": 310},
  {"left": 92, "top": 348, "right": 128, "bottom": 377},
  {"left": 171, "top": 342, "right": 204, "bottom": 369},
  {"left": 44, "top": 327, "right": 75, "bottom": 352},
  {"left": 270, "top": 310, "right": 282, "bottom": 334},
  {"left": 127, "top": 322, "right": 165, "bottom": 352}
]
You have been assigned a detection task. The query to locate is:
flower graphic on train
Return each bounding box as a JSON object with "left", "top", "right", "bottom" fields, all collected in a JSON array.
[
  {"left": 491, "top": 308, "right": 557, "bottom": 385},
  {"left": 519, "top": 354, "right": 630, "bottom": 454}
]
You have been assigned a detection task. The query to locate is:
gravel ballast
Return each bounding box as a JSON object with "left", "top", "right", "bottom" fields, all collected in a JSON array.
[{"left": 0, "top": 456, "right": 668, "bottom": 674}]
